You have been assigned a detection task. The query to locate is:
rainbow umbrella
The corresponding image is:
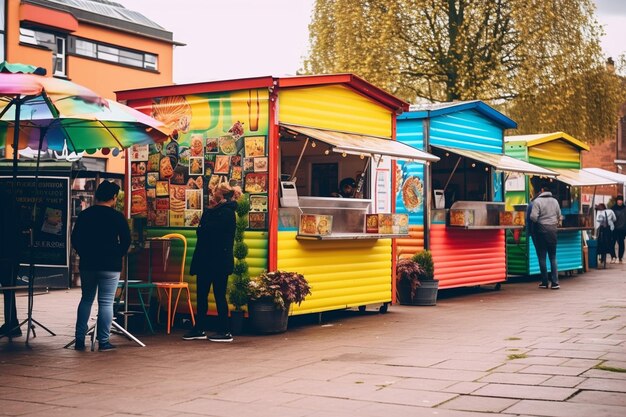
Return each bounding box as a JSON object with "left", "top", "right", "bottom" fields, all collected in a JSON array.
[{"left": 0, "top": 73, "right": 169, "bottom": 152}]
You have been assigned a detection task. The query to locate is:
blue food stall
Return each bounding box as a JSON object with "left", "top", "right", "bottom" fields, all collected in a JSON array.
[
  {"left": 396, "top": 101, "right": 556, "bottom": 289},
  {"left": 504, "top": 132, "right": 617, "bottom": 276}
]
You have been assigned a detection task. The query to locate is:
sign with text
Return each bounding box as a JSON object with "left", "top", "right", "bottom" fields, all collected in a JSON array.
[{"left": 0, "top": 176, "right": 70, "bottom": 267}]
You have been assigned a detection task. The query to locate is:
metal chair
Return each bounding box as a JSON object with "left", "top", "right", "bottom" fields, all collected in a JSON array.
[{"left": 153, "top": 233, "right": 195, "bottom": 334}]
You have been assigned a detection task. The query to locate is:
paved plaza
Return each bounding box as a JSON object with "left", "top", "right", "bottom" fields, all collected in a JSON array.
[{"left": 1, "top": 262, "right": 625, "bottom": 417}]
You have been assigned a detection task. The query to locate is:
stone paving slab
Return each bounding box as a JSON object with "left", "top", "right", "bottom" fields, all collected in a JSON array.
[{"left": 1, "top": 263, "right": 625, "bottom": 416}]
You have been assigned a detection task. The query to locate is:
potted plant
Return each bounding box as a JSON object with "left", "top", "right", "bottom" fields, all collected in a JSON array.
[
  {"left": 411, "top": 250, "right": 438, "bottom": 305},
  {"left": 396, "top": 258, "right": 424, "bottom": 305},
  {"left": 227, "top": 194, "right": 250, "bottom": 335},
  {"left": 396, "top": 250, "right": 438, "bottom": 306},
  {"left": 247, "top": 270, "right": 311, "bottom": 333}
]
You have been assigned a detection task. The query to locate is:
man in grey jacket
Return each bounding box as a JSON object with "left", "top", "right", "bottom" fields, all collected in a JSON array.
[{"left": 530, "top": 182, "right": 562, "bottom": 289}]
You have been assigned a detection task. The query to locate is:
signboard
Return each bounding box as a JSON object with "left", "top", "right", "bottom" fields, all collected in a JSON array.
[{"left": 0, "top": 176, "right": 70, "bottom": 267}]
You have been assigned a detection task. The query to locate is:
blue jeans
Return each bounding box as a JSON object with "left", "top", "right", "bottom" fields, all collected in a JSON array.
[
  {"left": 533, "top": 224, "right": 558, "bottom": 286},
  {"left": 75, "top": 270, "right": 120, "bottom": 344}
]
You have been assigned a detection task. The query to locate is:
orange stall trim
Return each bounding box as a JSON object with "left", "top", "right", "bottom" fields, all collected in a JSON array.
[{"left": 396, "top": 225, "right": 425, "bottom": 259}]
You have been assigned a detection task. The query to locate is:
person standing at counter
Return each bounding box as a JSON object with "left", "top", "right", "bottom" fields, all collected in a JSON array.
[
  {"left": 596, "top": 203, "right": 617, "bottom": 267},
  {"left": 72, "top": 181, "right": 131, "bottom": 351},
  {"left": 184, "top": 183, "right": 238, "bottom": 343},
  {"left": 331, "top": 177, "right": 356, "bottom": 198},
  {"left": 530, "top": 183, "right": 561, "bottom": 289},
  {"left": 612, "top": 195, "right": 625, "bottom": 263}
]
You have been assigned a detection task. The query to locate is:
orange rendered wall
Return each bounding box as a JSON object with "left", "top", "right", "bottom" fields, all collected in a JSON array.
[
  {"left": 6, "top": 0, "right": 175, "bottom": 173},
  {"left": 7, "top": 1, "right": 174, "bottom": 100}
]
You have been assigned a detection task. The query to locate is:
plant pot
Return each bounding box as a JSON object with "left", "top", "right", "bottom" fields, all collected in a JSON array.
[
  {"left": 412, "top": 280, "right": 439, "bottom": 306},
  {"left": 396, "top": 279, "right": 415, "bottom": 305},
  {"left": 248, "top": 299, "right": 290, "bottom": 334},
  {"left": 230, "top": 310, "right": 245, "bottom": 335}
]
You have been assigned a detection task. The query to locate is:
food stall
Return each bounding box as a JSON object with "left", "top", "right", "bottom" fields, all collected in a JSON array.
[
  {"left": 117, "top": 74, "right": 438, "bottom": 316},
  {"left": 396, "top": 101, "right": 556, "bottom": 289},
  {"left": 504, "top": 132, "right": 618, "bottom": 276}
]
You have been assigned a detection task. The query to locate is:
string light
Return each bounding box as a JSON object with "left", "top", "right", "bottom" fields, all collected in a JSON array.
[
  {"left": 310, "top": 140, "right": 316, "bottom": 148},
  {"left": 471, "top": 163, "right": 476, "bottom": 168},
  {"left": 485, "top": 167, "right": 489, "bottom": 171},
  {"left": 324, "top": 149, "right": 330, "bottom": 155},
  {"left": 359, "top": 154, "right": 365, "bottom": 159},
  {"left": 445, "top": 152, "right": 449, "bottom": 157},
  {"left": 342, "top": 152, "right": 347, "bottom": 157}
]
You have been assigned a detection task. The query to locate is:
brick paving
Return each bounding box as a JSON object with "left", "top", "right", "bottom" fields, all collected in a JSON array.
[{"left": 1, "top": 261, "right": 625, "bottom": 416}]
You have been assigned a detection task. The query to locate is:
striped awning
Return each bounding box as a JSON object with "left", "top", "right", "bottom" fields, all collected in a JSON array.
[
  {"left": 432, "top": 145, "right": 558, "bottom": 177},
  {"left": 582, "top": 168, "right": 626, "bottom": 185},
  {"left": 281, "top": 124, "right": 440, "bottom": 163},
  {"left": 550, "top": 168, "right": 618, "bottom": 187}
]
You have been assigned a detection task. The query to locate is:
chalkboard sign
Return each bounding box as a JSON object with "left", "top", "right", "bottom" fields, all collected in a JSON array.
[{"left": 0, "top": 176, "right": 70, "bottom": 267}]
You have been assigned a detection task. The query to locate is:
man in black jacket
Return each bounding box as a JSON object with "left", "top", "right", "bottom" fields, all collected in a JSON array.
[{"left": 71, "top": 181, "right": 130, "bottom": 351}]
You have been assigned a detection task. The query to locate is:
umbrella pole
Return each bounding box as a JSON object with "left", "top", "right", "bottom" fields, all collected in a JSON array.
[
  {"left": 4, "top": 97, "right": 22, "bottom": 337},
  {"left": 18, "top": 127, "right": 56, "bottom": 344}
]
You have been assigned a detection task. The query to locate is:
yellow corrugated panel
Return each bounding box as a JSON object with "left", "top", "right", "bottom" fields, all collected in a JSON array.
[
  {"left": 277, "top": 231, "right": 392, "bottom": 315},
  {"left": 528, "top": 140, "right": 580, "bottom": 164},
  {"left": 279, "top": 84, "right": 392, "bottom": 138}
]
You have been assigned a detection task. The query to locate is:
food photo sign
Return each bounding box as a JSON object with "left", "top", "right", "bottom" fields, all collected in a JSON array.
[{"left": 129, "top": 90, "right": 270, "bottom": 231}]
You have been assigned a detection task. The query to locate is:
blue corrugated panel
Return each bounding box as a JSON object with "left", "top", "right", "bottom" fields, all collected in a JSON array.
[
  {"left": 528, "top": 231, "right": 583, "bottom": 275},
  {"left": 396, "top": 118, "right": 426, "bottom": 226},
  {"left": 429, "top": 110, "right": 504, "bottom": 153}
]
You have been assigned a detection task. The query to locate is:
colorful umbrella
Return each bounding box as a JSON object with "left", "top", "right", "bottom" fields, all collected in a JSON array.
[{"left": 0, "top": 72, "right": 169, "bottom": 152}]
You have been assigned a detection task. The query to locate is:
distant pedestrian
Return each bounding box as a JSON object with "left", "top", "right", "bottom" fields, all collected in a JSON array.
[
  {"left": 596, "top": 203, "right": 616, "bottom": 267},
  {"left": 71, "top": 181, "right": 131, "bottom": 351},
  {"left": 611, "top": 195, "right": 625, "bottom": 263},
  {"left": 530, "top": 182, "right": 561, "bottom": 289}
]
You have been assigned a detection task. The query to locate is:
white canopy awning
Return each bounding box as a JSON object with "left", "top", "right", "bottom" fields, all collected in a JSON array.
[
  {"left": 550, "top": 168, "right": 618, "bottom": 187},
  {"left": 582, "top": 168, "right": 626, "bottom": 185},
  {"left": 432, "top": 145, "right": 558, "bottom": 177},
  {"left": 280, "top": 124, "right": 440, "bottom": 163}
]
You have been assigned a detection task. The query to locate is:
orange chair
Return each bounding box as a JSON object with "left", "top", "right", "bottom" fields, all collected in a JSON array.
[{"left": 152, "top": 233, "right": 195, "bottom": 334}]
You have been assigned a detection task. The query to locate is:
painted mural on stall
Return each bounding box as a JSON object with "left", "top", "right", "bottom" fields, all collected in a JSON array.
[{"left": 128, "top": 89, "right": 270, "bottom": 231}]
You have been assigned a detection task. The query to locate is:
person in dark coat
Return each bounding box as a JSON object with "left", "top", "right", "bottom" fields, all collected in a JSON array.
[
  {"left": 184, "top": 182, "right": 238, "bottom": 342},
  {"left": 612, "top": 195, "right": 625, "bottom": 263},
  {"left": 71, "top": 181, "right": 130, "bottom": 351}
]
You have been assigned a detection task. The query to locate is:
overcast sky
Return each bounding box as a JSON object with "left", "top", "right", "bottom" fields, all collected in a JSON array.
[{"left": 119, "top": 0, "right": 626, "bottom": 85}]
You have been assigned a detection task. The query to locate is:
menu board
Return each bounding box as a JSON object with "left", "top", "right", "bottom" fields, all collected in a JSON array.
[
  {"left": 130, "top": 91, "right": 270, "bottom": 230},
  {"left": 0, "top": 176, "right": 70, "bottom": 266}
]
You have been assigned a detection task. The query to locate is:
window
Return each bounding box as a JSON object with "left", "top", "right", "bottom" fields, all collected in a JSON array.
[
  {"left": 69, "top": 36, "right": 158, "bottom": 71},
  {"left": 19, "top": 27, "right": 66, "bottom": 77}
]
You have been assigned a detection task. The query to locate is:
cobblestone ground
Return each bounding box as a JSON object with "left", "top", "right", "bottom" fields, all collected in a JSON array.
[{"left": 1, "top": 262, "right": 625, "bottom": 417}]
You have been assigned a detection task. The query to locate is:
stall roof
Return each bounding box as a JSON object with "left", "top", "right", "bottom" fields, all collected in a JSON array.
[
  {"left": 549, "top": 168, "right": 618, "bottom": 187},
  {"left": 504, "top": 132, "right": 590, "bottom": 151},
  {"left": 398, "top": 100, "right": 517, "bottom": 129},
  {"left": 432, "top": 145, "right": 558, "bottom": 177},
  {"left": 117, "top": 74, "right": 409, "bottom": 113},
  {"left": 581, "top": 168, "right": 626, "bottom": 185},
  {"left": 281, "top": 124, "right": 440, "bottom": 163}
]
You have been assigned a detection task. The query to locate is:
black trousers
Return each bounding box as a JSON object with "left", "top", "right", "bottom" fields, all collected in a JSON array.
[
  {"left": 195, "top": 272, "right": 229, "bottom": 334},
  {"left": 613, "top": 229, "right": 625, "bottom": 260},
  {"left": 0, "top": 259, "right": 18, "bottom": 327}
]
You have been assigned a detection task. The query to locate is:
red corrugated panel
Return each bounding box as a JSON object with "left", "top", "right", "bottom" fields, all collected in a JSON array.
[{"left": 430, "top": 225, "right": 506, "bottom": 289}]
